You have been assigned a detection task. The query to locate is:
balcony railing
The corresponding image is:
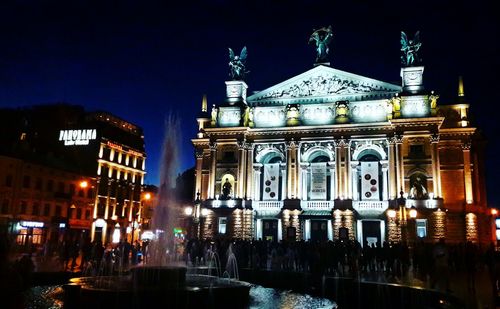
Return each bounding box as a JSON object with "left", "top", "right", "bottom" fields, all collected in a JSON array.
[
  {"left": 253, "top": 201, "right": 283, "bottom": 211},
  {"left": 301, "top": 200, "right": 334, "bottom": 210},
  {"left": 353, "top": 200, "right": 389, "bottom": 214},
  {"left": 405, "top": 198, "right": 443, "bottom": 209}
]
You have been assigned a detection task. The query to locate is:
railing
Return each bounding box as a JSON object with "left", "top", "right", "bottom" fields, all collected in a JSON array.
[
  {"left": 405, "top": 198, "right": 443, "bottom": 209},
  {"left": 301, "top": 201, "right": 334, "bottom": 210},
  {"left": 353, "top": 200, "right": 389, "bottom": 214},
  {"left": 253, "top": 201, "right": 283, "bottom": 210}
]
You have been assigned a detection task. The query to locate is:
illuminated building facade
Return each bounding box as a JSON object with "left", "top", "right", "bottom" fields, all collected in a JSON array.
[
  {"left": 0, "top": 104, "right": 147, "bottom": 246},
  {"left": 192, "top": 53, "right": 492, "bottom": 245}
]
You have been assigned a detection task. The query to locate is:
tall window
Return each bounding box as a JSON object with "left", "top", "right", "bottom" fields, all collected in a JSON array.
[
  {"left": 32, "top": 202, "right": 40, "bottom": 216},
  {"left": 416, "top": 219, "right": 427, "bottom": 238},
  {"left": 46, "top": 180, "right": 54, "bottom": 192},
  {"left": 23, "top": 176, "right": 30, "bottom": 188},
  {"left": 20, "top": 201, "right": 27, "bottom": 214},
  {"left": 35, "top": 178, "right": 42, "bottom": 190},
  {"left": 5, "top": 175, "right": 13, "bottom": 187},
  {"left": 44, "top": 204, "right": 51, "bottom": 216},
  {"left": 55, "top": 205, "right": 62, "bottom": 217},
  {"left": 1, "top": 200, "right": 9, "bottom": 214},
  {"left": 218, "top": 217, "right": 227, "bottom": 234}
]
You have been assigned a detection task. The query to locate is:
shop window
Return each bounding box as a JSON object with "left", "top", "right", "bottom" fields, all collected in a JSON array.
[
  {"left": 416, "top": 219, "right": 427, "bottom": 238},
  {"left": 218, "top": 217, "right": 227, "bottom": 234}
]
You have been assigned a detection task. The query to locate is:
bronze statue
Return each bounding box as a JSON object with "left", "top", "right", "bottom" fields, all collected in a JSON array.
[
  {"left": 309, "top": 26, "right": 333, "bottom": 63},
  {"left": 401, "top": 31, "right": 422, "bottom": 66},
  {"left": 228, "top": 47, "right": 248, "bottom": 80},
  {"left": 221, "top": 178, "right": 232, "bottom": 200}
]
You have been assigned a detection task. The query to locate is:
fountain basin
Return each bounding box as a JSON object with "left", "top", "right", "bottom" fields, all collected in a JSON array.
[{"left": 64, "top": 266, "right": 252, "bottom": 308}]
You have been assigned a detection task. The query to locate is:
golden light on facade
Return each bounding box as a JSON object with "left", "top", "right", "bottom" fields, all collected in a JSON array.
[
  {"left": 79, "top": 180, "right": 88, "bottom": 188},
  {"left": 491, "top": 209, "right": 498, "bottom": 216},
  {"left": 387, "top": 209, "right": 397, "bottom": 218},
  {"left": 409, "top": 207, "right": 417, "bottom": 219},
  {"left": 144, "top": 192, "right": 152, "bottom": 200}
]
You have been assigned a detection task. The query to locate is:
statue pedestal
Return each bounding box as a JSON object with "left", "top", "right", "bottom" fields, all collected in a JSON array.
[
  {"left": 401, "top": 66, "right": 424, "bottom": 94},
  {"left": 226, "top": 80, "right": 248, "bottom": 105}
]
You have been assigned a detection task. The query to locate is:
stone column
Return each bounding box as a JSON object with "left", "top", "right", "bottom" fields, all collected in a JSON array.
[
  {"left": 194, "top": 149, "right": 204, "bottom": 200},
  {"left": 351, "top": 164, "right": 358, "bottom": 200},
  {"left": 329, "top": 164, "right": 335, "bottom": 201},
  {"left": 334, "top": 140, "right": 343, "bottom": 199},
  {"left": 388, "top": 138, "right": 397, "bottom": 199},
  {"left": 344, "top": 140, "right": 352, "bottom": 199},
  {"left": 281, "top": 164, "right": 287, "bottom": 201},
  {"left": 394, "top": 135, "right": 404, "bottom": 193},
  {"left": 430, "top": 134, "right": 441, "bottom": 198},
  {"left": 209, "top": 142, "right": 217, "bottom": 199},
  {"left": 286, "top": 141, "right": 296, "bottom": 199},
  {"left": 462, "top": 142, "right": 473, "bottom": 204},
  {"left": 237, "top": 141, "right": 246, "bottom": 199},
  {"left": 382, "top": 164, "right": 389, "bottom": 201},
  {"left": 301, "top": 165, "right": 308, "bottom": 201},
  {"left": 295, "top": 145, "right": 301, "bottom": 199},
  {"left": 245, "top": 143, "right": 254, "bottom": 200},
  {"left": 253, "top": 165, "right": 261, "bottom": 201}
]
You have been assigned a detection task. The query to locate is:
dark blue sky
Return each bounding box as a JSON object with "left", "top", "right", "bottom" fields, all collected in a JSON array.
[{"left": 0, "top": 1, "right": 499, "bottom": 205}]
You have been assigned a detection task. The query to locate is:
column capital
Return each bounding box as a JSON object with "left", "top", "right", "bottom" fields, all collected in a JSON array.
[
  {"left": 209, "top": 142, "right": 217, "bottom": 151},
  {"left": 237, "top": 140, "right": 247, "bottom": 151},
  {"left": 334, "top": 137, "right": 350, "bottom": 147},
  {"left": 245, "top": 142, "right": 255, "bottom": 151},
  {"left": 195, "top": 149, "right": 204, "bottom": 158},
  {"left": 461, "top": 142, "right": 471, "bottom": 150},
  {"left": 285, "top": 139, "right": 298, "bottom": 150},
  {"left": 430, "top": 133, "right": 440, "bottom": 143},
  {"left": 391, "top": 134, "right": 403, "bottom": 144}
]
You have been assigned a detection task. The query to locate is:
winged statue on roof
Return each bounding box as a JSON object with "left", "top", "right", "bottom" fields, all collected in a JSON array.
[
  {"left": 401, "top": 31, "right": 422, "bottom": 66},
  {"left": 228, "top": 46, "right": 249, "bottom": 80},
  {"left": 309, "top": 25, "right": 333, "bottom": 63}
]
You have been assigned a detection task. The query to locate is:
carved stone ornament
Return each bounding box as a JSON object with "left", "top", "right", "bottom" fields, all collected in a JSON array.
[
  {"left": 429, "top": 134, "right": 440, "bottom": 143},
  {"left": 256, "top": 74, "right": 385, "bottom": 101},
  {"left": 209, "top": 142, "right": 217, "bottom": 151}
]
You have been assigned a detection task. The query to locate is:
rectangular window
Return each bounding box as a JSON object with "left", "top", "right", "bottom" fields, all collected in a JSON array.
[
  {"left": 69, "top": 184, "right": 76, "bottom": 196},
  {"left": 416, "top": 219, "right": 427, "bottom": 238},
  {"left": 57, "top": 182, "right": 65, "bottom": 193},
  {"left": 35, "top": 178, "right": 42, "bottom": 190},
  {"left": 1, "top": 200, "right": 9, "bottom": 214},
  {"left": 77, "top": 208, "right": 82, "bottom": 219},
  {"left": 5, "top": 175, "right": 13, "bottom": 187},
  {"left": 23, "top": 176, "right": 30, "bottom": 188},
  {"left": 85, "top": 209, "right": 91, "bottom": 220},
  {"left": 32, "top": 202, "right": 40, "bottom": 216},
  {"left": 44, "top": 204, "right": 51, "bottom": 216},
  {"left": 218, "top": 217, "right": 227, "bottom": 235},
  {"left": 20, "top": 201, "right": 27, "bottom": 214},
  {"left": 46, "top": 180, "right": 54, "bottom": 192},
  {"left": 55, "top": 205, "right": 62, "bottom": 217}
]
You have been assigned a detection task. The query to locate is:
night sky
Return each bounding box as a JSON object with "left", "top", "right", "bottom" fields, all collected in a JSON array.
[{"left": 0, "top": 1, "right": 499, "bottom": 205}]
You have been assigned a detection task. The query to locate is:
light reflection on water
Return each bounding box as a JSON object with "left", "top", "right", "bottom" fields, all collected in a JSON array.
[{"left": 27, "top": 285, "right": 337, "bottom": 309}]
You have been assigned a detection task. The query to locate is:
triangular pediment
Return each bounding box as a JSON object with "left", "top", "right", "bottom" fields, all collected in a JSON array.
[{"left": 247, "top": 65, "right": 401, "bottom": 106}]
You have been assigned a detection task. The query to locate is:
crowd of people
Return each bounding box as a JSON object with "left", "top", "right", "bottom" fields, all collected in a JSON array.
[{"left": 185, "top": 238, "right": 500, "bottom": 293}]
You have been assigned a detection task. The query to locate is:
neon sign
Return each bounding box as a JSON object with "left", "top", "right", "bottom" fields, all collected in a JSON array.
[
  {"left": 20, "top": 221, "right": 44, "bottom": 228},
  {"left": 59, "top": 129, "right": 97, "bottom": 146}
]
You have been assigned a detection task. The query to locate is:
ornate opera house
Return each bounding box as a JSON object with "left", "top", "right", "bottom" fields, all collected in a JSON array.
[{"left": 191, "top": 30, "right": 492, "bottom": 246}]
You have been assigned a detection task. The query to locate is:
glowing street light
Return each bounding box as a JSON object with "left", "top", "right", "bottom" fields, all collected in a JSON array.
[
  {"left": 184, "top": 207, "right": 193, "bottom": 216},
  {"left": 79, "top": 180, "right": 88, "bottom": 188},
  {"left": 144, "top": 192, "right": 152, "bottom": 201},
  {"left": 409, "top": 206, "right": 418, "bottom": 219}
]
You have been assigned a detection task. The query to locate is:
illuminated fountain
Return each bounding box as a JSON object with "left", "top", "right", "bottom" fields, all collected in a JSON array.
[{"left": 61, "top": 116, "right": 252, "bottom": 308}]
